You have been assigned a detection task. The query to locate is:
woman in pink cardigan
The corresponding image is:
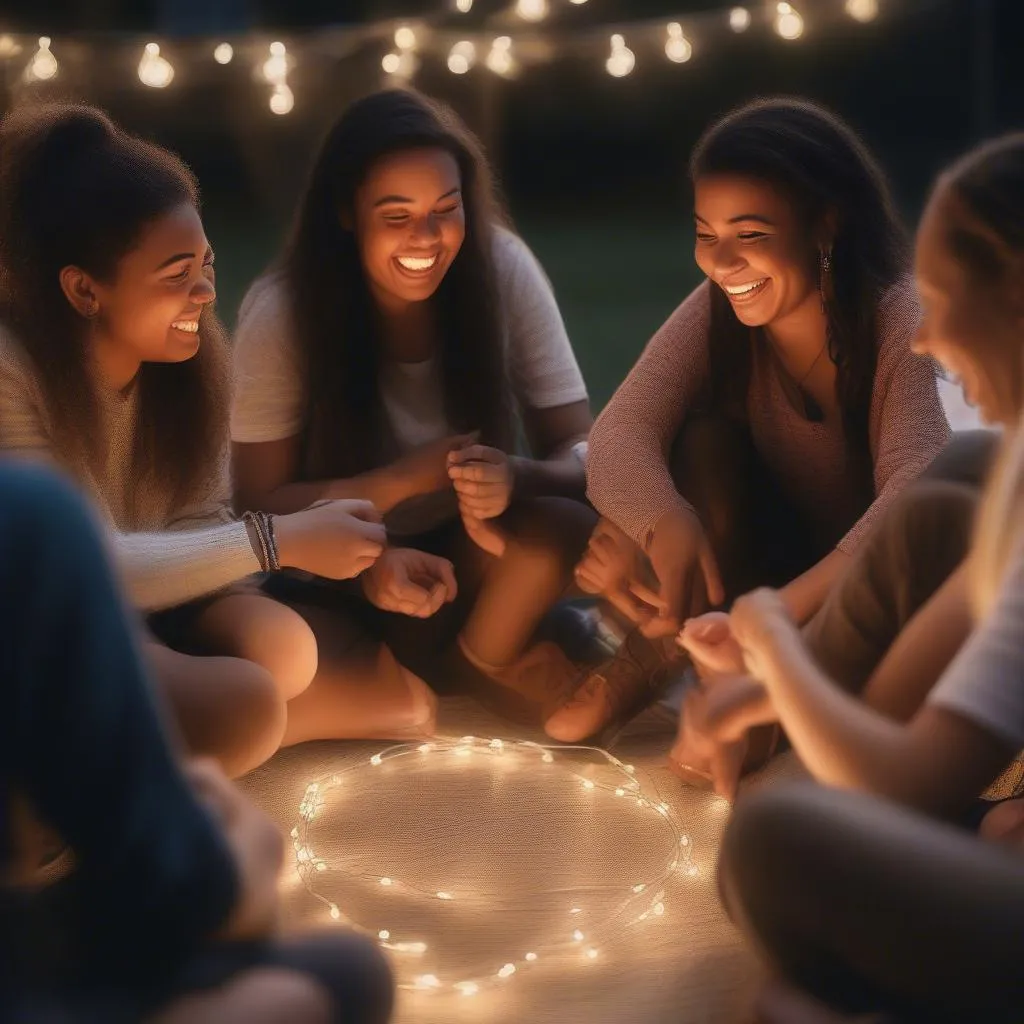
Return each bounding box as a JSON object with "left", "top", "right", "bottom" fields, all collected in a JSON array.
[{"left": 546, "top": 98, "right": 952, "bottom": 743}]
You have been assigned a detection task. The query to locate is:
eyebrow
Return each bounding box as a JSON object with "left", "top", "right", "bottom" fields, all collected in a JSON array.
[
  {"left": 373, "top": 188, "right": 462, "bottom": 208},
  {"left": 156, "top": 252, "right": 195, "bottom": 270},
  {"left": 694, "top": 213, "right": 776, "bottom": 226}
]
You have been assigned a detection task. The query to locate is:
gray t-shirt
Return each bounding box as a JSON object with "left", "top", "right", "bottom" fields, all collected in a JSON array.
[{"left": 928, "top": 544, "right": 1024, "bottom": 749}]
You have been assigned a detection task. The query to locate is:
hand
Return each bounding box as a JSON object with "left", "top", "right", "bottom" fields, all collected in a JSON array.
[
  {"left": 672, "top": 683, "right": 750, "bottom": 803},
  {"left": 677, "top": 612, "right": 745, "bottom": 680},
  {"left": 185, "top": 759, "right": 283, "bottom": 942},
  {"left": 389, "top": 432, "right": 479, "bottom": 504},
  {"left": 641, "top": 507, "right": 724, "bottom": 639},
  {"left": 275, "top": 499, "right": 387, "bottom": 580},
  {"left": 729, "top": 588, "right": 795, "bottom": 681},
  {"left": 361, "top": 548, "right": 457, "bottom": 618},
  {"left": 574, "top": 519, "right": 656, "bottom": 625},
  {"left": 447, "top": 444, "right": 514, "bottom": 520}
]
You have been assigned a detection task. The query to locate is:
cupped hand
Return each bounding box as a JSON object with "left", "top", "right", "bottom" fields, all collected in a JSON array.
[
  {"left": 447, "top": 444, "right": 514, "bottom": 521},
  {"left": 361, "top": 547, "right": 458, "bottom": 618}
]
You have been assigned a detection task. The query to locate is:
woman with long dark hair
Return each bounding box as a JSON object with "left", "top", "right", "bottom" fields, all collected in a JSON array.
[
  {"left": 232, "top": 90, "right": 595, "bottom": 730},
  {"left": 553, "top": 97, "right": 951, "bottom": 743},
  {"left": 0, "top": 103, "right": 432, "bottom": 776}
]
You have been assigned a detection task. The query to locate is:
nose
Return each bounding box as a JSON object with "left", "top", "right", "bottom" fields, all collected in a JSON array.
[
  {"left": 708, "top": 239, "right": 747, "bottom": 279},
  {"left": 191, "top": 274, "right": 216, "bottom": 306},
  {"left": 409, "top": 213, "right": 441, "bottom": 247}
]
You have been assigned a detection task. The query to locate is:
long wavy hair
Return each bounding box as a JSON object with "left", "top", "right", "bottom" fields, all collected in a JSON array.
[
  {"left": 278, "top": 89, "right": 514, "bottom": 480},
  {"left": 0, "top": 103, "right": 229, "bottom": 513},
  {"left": 690, "top": 97, "right": 909, "bottom": 474},
  {"left": 939, "top": 133, "right": 1024, "bottom": 616}
]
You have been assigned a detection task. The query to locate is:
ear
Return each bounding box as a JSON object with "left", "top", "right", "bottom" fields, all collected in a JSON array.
[{"left": 58, "top": 266, "right": 100, "bottom": 319}]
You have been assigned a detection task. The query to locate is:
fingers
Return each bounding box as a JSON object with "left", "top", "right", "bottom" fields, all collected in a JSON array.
[
  {"left": 434, "top": 558, "right": 458, "bottom": 602},
  {"left": 709, "top": 736, "right": 748, "bottom": 803},
  {"left": 703, "top": 677, "right": 775, "bottom": 743},
  {"left": 349, "top": 554, "right": 380, "bottom": 576},
  {"left": 699, "top": 541, "right": 726, "bottom": 608},
  {"left": 574, "top": 561, "right": 604, "bottom": 594},
  {"left": 341, "top": 499, "right": 384, "bottom": 525},
  {"left": 606, "top": 584, "right": 657, "bottom": 626},
  {"left": 447, "top": 443, "right": 500, "bottom": 467}
]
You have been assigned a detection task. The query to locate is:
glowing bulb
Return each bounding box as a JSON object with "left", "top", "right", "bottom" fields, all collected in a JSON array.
[
  {"left": 775, "top": 2, "right": 804, "bottom": 39},
  {"left": 489, "top": 738, "right": 504, "bottom": 750},
  {"left": 729, "top": 6, "right": 751, "bottom": 32},
  {"left": 455, "top": 0, "right": 474, "bottom": 10},
  {"left": 447, "top": 40, "right": 476, "bottom": 74},
  {"left": 329, "top": 904, "right": 341, "bottom": 919},
  {"left": 585, "top": 947, "right": 599, "bottom": 960},
  {"left": 582, "top": 779, "right": 595, "bottom": 790},
  {"left": 664, "top": 23, "right": 693, "bottom": 63},
  {"left": 632, "top": 883, "right": 646, "bottom": 893},
  {"left": 418, "top": 743, "right": 432, "bottom": 753},
  {"left": 572, "top": 929, "right": 584, "bottom": 942},
  {"left": 262, "top": 42, "right": 288, "bottom": 84},
  {"left": 845, "top": 0, "right": 878, "bottom": 21},
  {"left": 213, "top": 42, "right": 233, "bottom": 64},
  {"left": 370, "top": 754, "right": 383, "bottom": 766},
  {"left": 379, "top": 876, "right": 393, "bottom": 887},
  {"left": 570, "top": 907, "right": 582, "bottom": 915},
  {"left": 290, "top": 827, "right": 299, "bottom": 838},
  {"left": 686, "top": 864, "right": 700, "bottom": 877},
  {"left": 615, "top": 787, "right": 625, "bottom": 797},
  {"left": 680, "top": 835, "right": 690, "bottom": 847},
  {"left": 269, "top": 84, "right": 293, "bottom": 115},
  {"left": 455, "top": 981, "right": 479, "bottom": 995},
  {"left": 316, "top": 861, "right": 327, "bottom": 872},
  {"left": 497, "top": 963, "right": 516, "bottom": 978},
  {"left": 542, "top": 751, "right": 554, "bottom": 763},
  {"left": 436, "top": 891, "right": 454, "bottom": 900},
  {"left": 26, "top": 36, "right": 58, "bottom": 81},
  {"left": 654, "top": 902, "right": 665, "bottom": 916},
  {"left": 383, "top": 50, "right": 419, "bottom": 79},
  {"left": 516, "top": 0, "right": 549, "bottom": 22},
  {"left": 394, "top": 26, "right": 417, "bottom": 51},
  {"left": 624, "top": 764, "right": 635, "bottom": 774},
  {"left": 138, "top": 44, "right": 174, "bottom": 88},
  {"left": 414, "top": 974, "right": 442, "bottom": 990},
  {"left": 378, "top": 929, "right": 390, "bottom": 940},
  {"left": 381, "top": 53, "right": 401, "bottom": 73},
  {"left": 569, "top": 0, "right": 589, "bottom": 4},
  {"left": 525, "top": 952, "right": 538, "bottom": 961},
  {"left": 605, "top": 34, "right": 635, "bottom": 78},
  {"left": 0, "top": 35, "right": 21, "bottom": 59}
]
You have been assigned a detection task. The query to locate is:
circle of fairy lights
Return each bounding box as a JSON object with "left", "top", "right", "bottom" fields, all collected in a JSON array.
[{"left": 291, "top": 734, "right": 698, "bottom": 997}]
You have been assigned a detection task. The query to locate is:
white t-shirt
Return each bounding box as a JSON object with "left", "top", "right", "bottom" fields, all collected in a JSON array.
[
  {"left": 928, "top": 543, "right": 1024, "bottom": 750},
  {"left": 230, "top": 227, "right": 588, "bottom": 450}
]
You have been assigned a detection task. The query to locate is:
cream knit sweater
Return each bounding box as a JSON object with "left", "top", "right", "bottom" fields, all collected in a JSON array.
[{"left": 0, "top": 327, "right": 260, "bottom": 611}]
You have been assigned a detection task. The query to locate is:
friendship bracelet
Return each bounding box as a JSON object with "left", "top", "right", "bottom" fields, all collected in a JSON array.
[
  {"left": 258, "top": 510, "right": 281, "bottom": 572},
  {"left": 242, "top": 510, "right": 271, "bottom": 572}
]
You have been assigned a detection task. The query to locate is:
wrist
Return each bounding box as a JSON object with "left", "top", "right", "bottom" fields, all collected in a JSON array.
[
  {"left": 644, "top": 503, "right": 698, "bottom": 554},
  {"left": 272, "top": 514, "right": 301, "bottom": 570},
  {"left": 509, "top": 454, "right": 531, "bottom": 498}
]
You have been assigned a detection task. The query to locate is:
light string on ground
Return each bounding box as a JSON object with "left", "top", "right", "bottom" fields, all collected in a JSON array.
[{"left": 291, "top": 734, "right": 698, "bottom": 997}]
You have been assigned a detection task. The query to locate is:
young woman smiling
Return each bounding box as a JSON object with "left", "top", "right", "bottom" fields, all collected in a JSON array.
[
  {"left": 551, "top": 97, "right": 951, "bottom": 743},
  {"left": 0, "top": 104, "right": 429, "bottom": 777},
  {"left": 231, "top": 90, "right": 595, "bottom": 730}
]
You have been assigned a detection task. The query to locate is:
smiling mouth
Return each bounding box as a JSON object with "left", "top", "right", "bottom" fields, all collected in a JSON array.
[
  {"left": 721, "top": 278, "right": 769, "bottom": 302},
  {"left": 394, "top": 254, "right": 439, "bottom": 275},
  {"left": 171, "top": 319, "right": 200, "bottom": 334}
]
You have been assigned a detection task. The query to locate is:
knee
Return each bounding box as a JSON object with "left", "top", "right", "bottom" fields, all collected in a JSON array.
[
  {"left": 878, "top": 480, "right": 977, "bottom": 573},
  {"left": 225, "top": 662, "right": 289, "bottom": 775},
  {"left": 504, "top": 497, "right": 595, "bottom": 574},
  {"left": 233, "top": 603, "right": 319, "bottom": 703}
]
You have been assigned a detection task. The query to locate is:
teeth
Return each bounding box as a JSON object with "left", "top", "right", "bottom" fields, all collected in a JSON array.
[
  {"left": 724, "top": 279, "right": 767, "bottom": 296},
  {"left": 396, "top": 255, "right": 438, "bottom": 272},
  {"left": 171, "top": 320, "right": 199, "bottom": 333}
]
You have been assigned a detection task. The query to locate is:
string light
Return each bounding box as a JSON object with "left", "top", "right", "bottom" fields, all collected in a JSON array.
[
  {"left": 262, "top": 41, "right": 289, "bottom": 84},
  {"left": 846, "top": 0, "right": 879, "bottom": 21},
  {"left": 729, "top": 7, "right": 752, "bottom": 32},
  {"left": 447, "top": 39, "right": 476, "bottom": 75},
  {"left": 291, "top": 734, "right": 698, "bottom": 997},
  {"left": 269, "top": 82, "right": 294, "bottom": 115},
  {"left": 516, "top": 0, "right": 549, "bottom": 22},
  {"left": 569, "top": 0, "right": 590, "bottom": 4},
  {"left": 775, "top": 2, "right": 805, "bottom": 40},
  {"left": 213, "top": 42, "right": 233, "bottom": 64},
  {"left": 25, "top": 36, "right": 58, "bottom": 82},
  {"left": 394, "top": 26, "right": 418, "bottom": 52},
  {"left": 664, "top": 23, "right": 693, "bottom": 64},
  {"left": 138, "top": 43, "right": 174, "bottom": 88},
  {"left": 605, "top": 34, "right": 635, "bottom": 78},
  {"left": 455, "top": 0, "right": 474, "bottom": 11}
]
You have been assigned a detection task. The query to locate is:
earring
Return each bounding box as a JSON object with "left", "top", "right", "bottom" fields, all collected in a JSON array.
[
  {"left": 84, "top": 301, "right": 99, "bottom": 319},
  {"left": 820, "top": 247, "right": 832, "bottom": 275},
  {"left": 819, "top": 247, "right": 833, "bottom": 313}
]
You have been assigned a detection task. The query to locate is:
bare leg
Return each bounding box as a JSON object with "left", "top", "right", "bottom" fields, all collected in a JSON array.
[
  {"left": 279, "top": 602, "right": 437, "bottom": 747},
  {"left": 146, "top": 643, "right": 287, "bottom": 779},
  {"left": 721, "top": 782, "right": 1024, "bottom": 1022},
  {"left": 459, "top": 496, "right": 595, "bottom": 669}
]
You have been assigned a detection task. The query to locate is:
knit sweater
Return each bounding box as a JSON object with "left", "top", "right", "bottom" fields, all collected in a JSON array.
[
  {"left": 587, "top": 278, "right": 952, "bottom": 553},
  {"left": 0, "top": 327, "right": 260, "bottom": 611}
]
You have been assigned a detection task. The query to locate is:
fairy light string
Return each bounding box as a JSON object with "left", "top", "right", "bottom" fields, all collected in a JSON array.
[{"left": 291, "top": 734, "right": 699, "bottom": 997}]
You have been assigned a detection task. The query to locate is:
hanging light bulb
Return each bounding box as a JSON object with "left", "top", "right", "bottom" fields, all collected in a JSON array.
[
  {"left": 138, "top": 43, "right": 174, "bottom": 88},
  {"left": 213, "top": 42, "right": 233, "bottom": 65},
  {"left": 664, "top": 23, "right": 692, "bottom": 63},
  {"left": 729, "top": 7, "right": 751, "bottom": 32},
  {"left": 605, "top": 34, "right": 635, "bottom": 78},
  {"left": 269, "top": 82, "right": 294, "bottom": 115},
  {"left": 394, "top": 26, "right": 417, "bottom": 52},
  {"left": 774, "top": 2, "right": 805, "bottom": 40},
  {"left": 262, "top": 41, "right": 289, "bottom": 84},
  {"left": 25, "top": 36, "right": 58, "bottom": 82},
  {"left": 455, "top": 0, "right": 474, "bottom": 11},
  {"left": 447, "top": 40, "right": 476, "bottom": 75},
  {"left": 486, "top": 36, "right": 516, "bottom": 76},
  {"left": 569, "top": 0, "right": 590, "bottom": 4},
  {"left": 516, "top": 0, "right": 549, "bottom": 22},
  {"left": 382, "top": 49, "right": 419, "bottom": 79},
  {"left": 845, "top": 0, "right": 879, "bottom": 21}
]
